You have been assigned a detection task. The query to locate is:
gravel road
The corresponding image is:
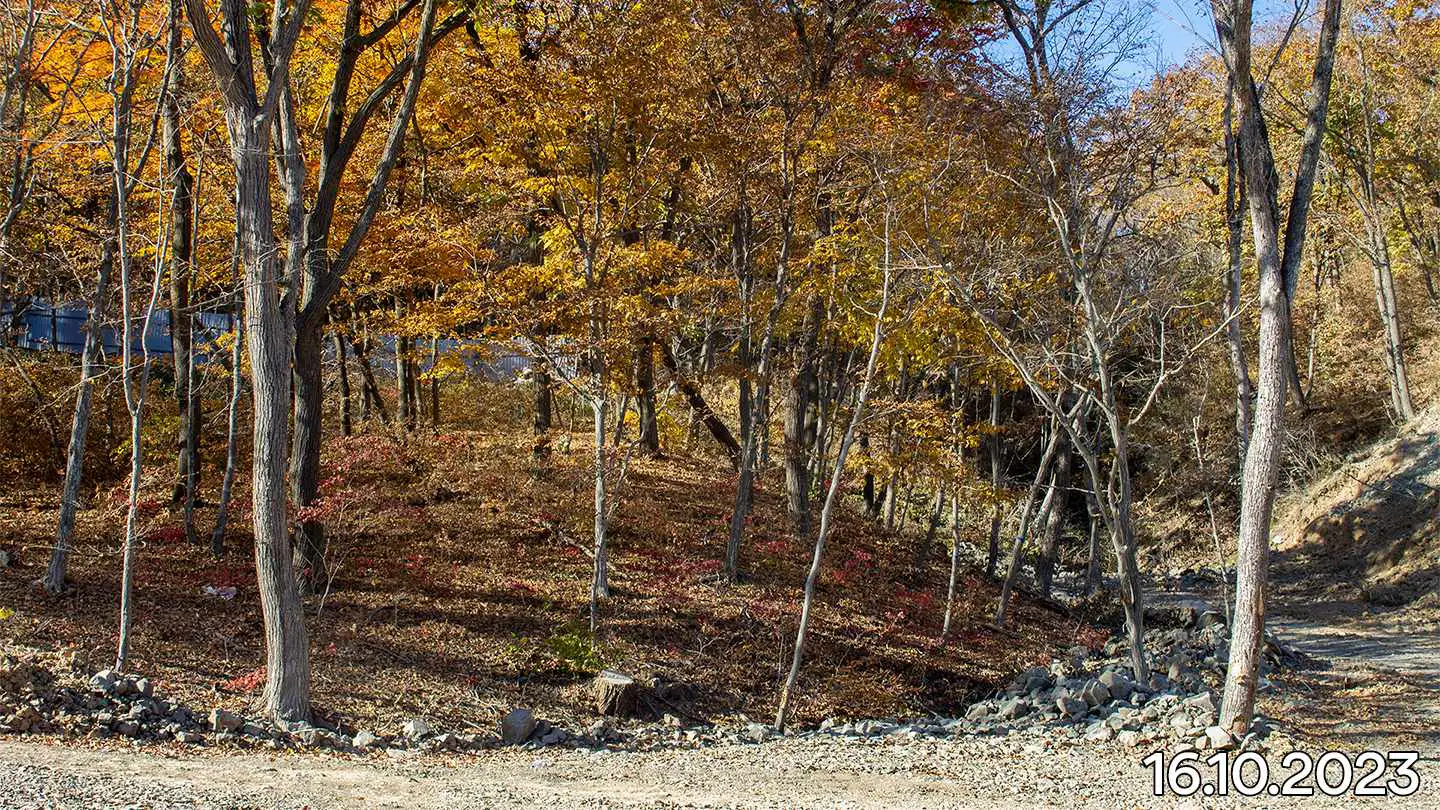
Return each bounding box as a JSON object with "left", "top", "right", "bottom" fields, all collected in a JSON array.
[{"left": 3, "top": 729, "right": 1437, "bottom": 809}]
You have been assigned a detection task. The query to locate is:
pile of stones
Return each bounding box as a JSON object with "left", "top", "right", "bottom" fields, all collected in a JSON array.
[
  {"left": 1, "top": 648, "right": 586, "bottom": 755},
  {"left": 4, "top": 604, "right": 1303, "bottom": 758},
  {"left": 1, "top": 651, "right": 205, "bottom": 743},
  {"left": 938, "top": 608, "right": 1300, "bottom": 754}
]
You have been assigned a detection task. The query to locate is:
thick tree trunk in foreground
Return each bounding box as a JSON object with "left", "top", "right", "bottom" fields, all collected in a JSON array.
[
  {"left": 186, "top": 0, "right": 314, "bottom": 724},
  {"left": 1210, "top": 0, "right": 1340, "bottom": 735},
  {"left": 237, "top": 127, "right": 311, "bottom": 723}
]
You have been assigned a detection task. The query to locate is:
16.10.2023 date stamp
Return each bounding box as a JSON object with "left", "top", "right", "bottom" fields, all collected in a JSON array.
[{"left": 1143, "top": 750, "right": 1423, "bottom": 797}]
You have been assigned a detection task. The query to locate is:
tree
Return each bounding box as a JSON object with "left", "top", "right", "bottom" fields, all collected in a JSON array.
[
  {"left": 287, "top": 0, "right": 465, "bottom": 593},
  {"left": 1207, "top": 0, "right": 1342, "bottom": 734},
  {"left": 184, "top": 0, "right": 313, "bottom": 724}
]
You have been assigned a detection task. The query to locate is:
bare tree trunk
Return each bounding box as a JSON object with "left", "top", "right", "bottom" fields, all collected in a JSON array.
[
  {"left": 1083, "top": 499, "right": 1102, "bottom": 596},
  {"left": 186, "top": 0, "right": 315, "bottom": 724},
  {"left": 335, "top": 330, "right": 352, "bottom": 437},
  {"left": 942, "top": 491, "right": 962, "bottom": 636},
  {"left": 996, "top": 415, "right": 1063, "bottom": 625},
  {"left": 354, "top": 333, "right": 389, "bottom": 425},
  {"left": 589, "top": 394, "right": 609, "bottom": 632},
  {"left": 1368, "top": 224, "right": 1414, "bottom": 421},
  {"left": 163, "top": 24, "right": 199, "bottom": 513},
  {"left": 211, "top": 295, "right": 243, "bottom": 557},
  {"left": 634, "top": 332, "right": 659, "bottom": 455},
  {"left": 913, "top": 488, "right": 944, "bottom": 575},
  {"left": 774, "top": 235, "right": 891, "bottom": 733},
  {"left": 428, "top": 333, "right": 440, "bottom": 429},
  {"left": 985, "top": 381, "right": 1002, "bottom": 579},
  {"left": 1036, "top": 439, "right": 1069, "bottom": 599},
  {"left": 396, "top": 333, "right": 414, "bottom": 430},
  {"left": 661, "top": 343, "right": 740, "bottom": 465},
  {"left": 1222, "top": 87, "right": 1253, "bottom": 465},
  {"left": 46, "top": 205, "right": 116, "bottom": 595},
  {"left": 784, "top": 295, "right": 823, "bottom": 537},
  {"left": 1210, "top": 0, "right": 1341, "bottom": 735}
]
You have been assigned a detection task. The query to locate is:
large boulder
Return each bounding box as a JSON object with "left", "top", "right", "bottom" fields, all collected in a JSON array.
[{"left": 501, "top": 708, "right": 537, "bottom": 745}]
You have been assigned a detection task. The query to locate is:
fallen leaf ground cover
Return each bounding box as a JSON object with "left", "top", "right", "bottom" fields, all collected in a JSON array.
[{"left": 0, "top": 393, "right": 1085, "bottom": 735}]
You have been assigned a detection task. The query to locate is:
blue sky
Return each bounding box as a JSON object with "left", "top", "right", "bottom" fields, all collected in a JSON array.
[{"left": 1147, "top": 0, "right": 1309, "bottom": 68}]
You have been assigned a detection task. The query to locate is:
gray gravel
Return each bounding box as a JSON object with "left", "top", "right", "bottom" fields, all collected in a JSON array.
[{"left": 3, "top": 731, "right": 1437, "bottom": 809}]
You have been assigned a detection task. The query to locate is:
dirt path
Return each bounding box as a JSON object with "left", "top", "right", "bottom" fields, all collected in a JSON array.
[
  {"left": 2, "top": 730, "right": 1435, "bottom": 809},
  {"left": 1151, "top": 576, "right": 1440, "bottom": 750}
]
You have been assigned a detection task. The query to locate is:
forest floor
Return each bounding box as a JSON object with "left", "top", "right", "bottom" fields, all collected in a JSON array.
[
  {"left": 4, "top": 413, "right": 1440, "bottom": 806},
  {"left": 1, "top": 581, "right": 1437, "bottom": 809},
  {"left": 0, "top": 425, "right": 1080, "bottom": 736}
]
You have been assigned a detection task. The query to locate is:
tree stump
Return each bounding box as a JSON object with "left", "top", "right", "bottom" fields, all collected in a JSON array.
[{"left": 593, "top": 670, "right": 638, "bottom": 716}]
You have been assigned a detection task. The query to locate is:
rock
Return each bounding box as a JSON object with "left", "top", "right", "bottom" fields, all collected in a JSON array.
[
  {"left": 587, "top": 718, "right": 615, "bottom": 741},
  {"left": 819, "top": 717, "right": 840, "bottom": 731},
  {"left": 353, "top": 730, "right": 381, "bottom": 750},
  {"left": 1084, "top": 723, "right": 1114, "bottom": 742},
  {"left": 89, "top": 670, "right": 119, "bottom": 695},
  {"left": 209, "top": 708, "right": 243, "bottom": 733},
  {"left": 113, "top": 720, "right": 140, "bottom": 737},
  {"left": 1198, "top": 610, "right": 1225, "bottom": 630},
  {"left": 965, "top": 702, "right": 990, "bottom": 721},
  {"left": 133, "top": 677, "right": 153, "bottom": 697},
  {"left": 402, "top": 718, "right": 431, "bottom": 739},
  {"left": 1056, "top": 696, "right": 1087, "bottom": 719},
  {"left": 1204, "top": 726, "right": 1235, "bottom": 750},
  {"left": 501, "top": 708, "right": 536, "bottom": 745},
  {"left": 539, "top": 729, "right": 565, "bottom": 746},
  {"left": 0, "top": 549, "right": 10, "bottom": 567},
  {"left": 998, "top": 698, "right": 1031, "bottom": 720},
  {"left": 1080, "top": 682, "right": 1111, "bottom": 708},
  {"left": 742, "top": 722, "right": 773, "bottom": 744},
  {"left": 1184, "top": 692, "right": 1217, "bottom": 714},
  {"left": 1098, "top": 671, "right": 1132, "bottom": 701},
  {"left": 1021, "top": 666, "right": 1051, "bottom": 693},
  {"left": 176, "top": 731, "right": 203, "bottom": 744},
  {"left": 593, "top": 670, "right": 638, "bottom": 716},
  {"left": 1117, "top": 730, "right": 1143, "bottom": 748}
]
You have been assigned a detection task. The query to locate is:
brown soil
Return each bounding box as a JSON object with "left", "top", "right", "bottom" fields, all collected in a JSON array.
[{"left": 1271, "top": 409, "right": 1440, "bottom": 629}]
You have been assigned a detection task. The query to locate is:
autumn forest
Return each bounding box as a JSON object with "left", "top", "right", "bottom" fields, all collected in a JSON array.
[{"left": 0, "top": 0, "right": 1438, "bottom": 805}]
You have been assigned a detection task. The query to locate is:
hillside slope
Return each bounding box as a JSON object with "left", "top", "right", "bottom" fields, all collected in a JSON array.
[{"left": 1272, "top": 409, "right": 1440, "bottom": 627}]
